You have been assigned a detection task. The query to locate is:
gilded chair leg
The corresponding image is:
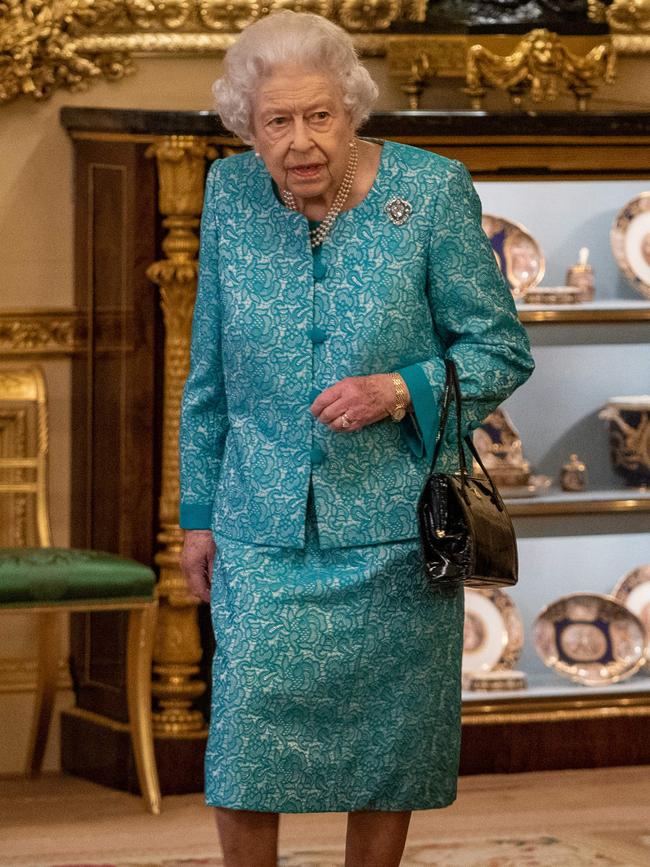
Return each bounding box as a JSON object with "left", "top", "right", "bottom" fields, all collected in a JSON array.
[
  {"left": 26, "top": 611, "right": 65, "bottom": 776},
  {"left": 126, "top": 602, "right": 162, "bottom": 814}
]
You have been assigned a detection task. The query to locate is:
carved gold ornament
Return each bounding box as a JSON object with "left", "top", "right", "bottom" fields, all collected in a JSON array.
[
  {"left": 0, "top": 0, "right": 428, "bottom": 107},
  {"left": 400, "top": 50, "right": 436, "bottom": 109},
  {"left": 465, "top": 29, "right": 616, "bottom": 112},
  {"left": 145, "top": 135, "right": 217, "bottom": 737},
  {"left": 608, "top": 0, "right": 650, "bottom": 32},
  {"left": 0, "top": 309, "right": 85, "bottom": 354},
  {"left": 0, "top": 0, "right": 134, "bottom": 104}
]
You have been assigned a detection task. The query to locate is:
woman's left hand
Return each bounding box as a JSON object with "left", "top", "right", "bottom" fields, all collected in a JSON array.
[{"left": 310, "top": 373, "right": 408, "bottom": 432}]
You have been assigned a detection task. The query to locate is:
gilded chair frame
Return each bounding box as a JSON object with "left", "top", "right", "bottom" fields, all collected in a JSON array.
[{"left": 0, "top": 365, "right": 161, "bottom": 814}]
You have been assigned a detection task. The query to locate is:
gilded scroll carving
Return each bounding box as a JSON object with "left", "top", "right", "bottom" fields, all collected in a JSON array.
[
  {"left": 0, "top": 0, "right": 428, "bottom": 107},
  {"left": 465, "top": 28, "right": 616, "bottom": 110},
  {"left": 0, "top": 310, "right": 86, "bottom": 355}
]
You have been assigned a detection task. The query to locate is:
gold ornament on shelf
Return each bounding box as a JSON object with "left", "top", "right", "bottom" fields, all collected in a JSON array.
[
  {"left": 339, "top": 0, "right": 401, "bottom": 33},
  {"left": 565, "top": 246, "right": 596, "bottom": 301},
  {"left": 400, "top": 51, "right": 436, "bottom": 109},
  {"left": 145, "top": 135, "right": 217, "bottom": 737},
  {"left": 607, "top": 0, "right": 650, "bottom": 33},
  {"left": 560, "top": 454, "right": 589, "bottom": 492},
  {"left": 464, "top": 29, "right": 617, "bottom": 111}
]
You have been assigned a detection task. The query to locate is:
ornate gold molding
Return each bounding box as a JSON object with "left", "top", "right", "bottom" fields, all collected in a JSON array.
[
  {"left": 0, "top": 656, "right": 71, "bottom": 694},
  {"left": 463, "top": 696, "right": 650, "bottom": 725},
  {"left": 387, "top": 33, "right": 625, "bottom": 88},
  {"left": 0, "top": 309, "right": 85, "bottom": 355},
  {"left": 465, "top": 29, "right": 616, "bottom": 111},
  {"left": 3, "top": 2, "right": 648, "bottom": 107},
  {"left": 0, "top": 0, "right": 424, "bottom": 106},
  {"left": 0, "top": 308, "right": 137, "bottom": 355}
]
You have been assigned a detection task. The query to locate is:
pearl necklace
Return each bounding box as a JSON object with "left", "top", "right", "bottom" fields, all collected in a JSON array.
[{"left": 281, "top": 139, "right": 359, "bottom": 248}]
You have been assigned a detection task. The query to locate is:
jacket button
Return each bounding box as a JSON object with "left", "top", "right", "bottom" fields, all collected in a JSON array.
[
  {"left": 307, "top": 325, "right": 328, "bottom": 344},
  {"left": 310, "top": 444, "right": 326, "bottom": 465},
  {"left": 309, "top": 386, "right": 320, "bottom": 403},
  {"left": 313, "top": 260, "right": 327, "bottom": 281}
]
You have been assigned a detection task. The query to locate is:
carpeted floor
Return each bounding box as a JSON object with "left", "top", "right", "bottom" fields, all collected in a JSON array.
[{"left": 1, "top": 766, "right": 649, "bottom": 866}]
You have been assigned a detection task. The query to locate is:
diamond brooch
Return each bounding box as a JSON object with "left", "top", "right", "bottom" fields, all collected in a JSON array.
[{"left": 384, "top": 197, "right": 412, "bottom": 226}]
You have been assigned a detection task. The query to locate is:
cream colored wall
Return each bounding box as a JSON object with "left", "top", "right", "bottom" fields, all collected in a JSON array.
[{"left": 0, "top": 50, "right": 648, "bottom": 775}]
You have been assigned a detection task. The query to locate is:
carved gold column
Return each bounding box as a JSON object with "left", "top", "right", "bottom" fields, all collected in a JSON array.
[{"left": 145, "top": 136, "right": 217, "bottom": 737}]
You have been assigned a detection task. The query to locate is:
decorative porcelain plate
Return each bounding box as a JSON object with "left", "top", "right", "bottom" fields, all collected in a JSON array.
[
  {"left": 612, "top": 565, "right": 650, "bottom": 674},
  {"left": 610, "top": 192, "right": 650, "bottom": 299},
  {"left": 462, "top": 588, "right": 524, "bottom": 677},
  {"left": 482, "top": 214, "right": 545, "bottom": 298},
  {"left": 533, "top": 593, "right": 648, "bottom": 686}
]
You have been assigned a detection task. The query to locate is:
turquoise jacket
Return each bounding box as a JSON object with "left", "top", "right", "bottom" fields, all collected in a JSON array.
[{"left": 179, "top": 140, "right": 534, "bottom": 548}]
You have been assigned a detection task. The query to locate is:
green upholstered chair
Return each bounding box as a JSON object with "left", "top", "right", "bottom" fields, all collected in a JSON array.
[{"left": 0, "top": 366, "right": 161, "bottom": 814}]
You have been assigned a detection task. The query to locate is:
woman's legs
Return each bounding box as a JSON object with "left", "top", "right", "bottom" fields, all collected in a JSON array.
[
  {"left": 214, "top": 807, "right": 279, "bottom": 867},
  {"left": 344, "top": 809, "right": 412, "bottom": 867},
  {"left": 213, "top": 805, "right": 412, "bottom": 867}
]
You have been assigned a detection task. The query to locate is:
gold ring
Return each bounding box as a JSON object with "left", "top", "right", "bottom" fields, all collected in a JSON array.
[{"left": 339, "top": 413, "right": 351, "bottom": 428}]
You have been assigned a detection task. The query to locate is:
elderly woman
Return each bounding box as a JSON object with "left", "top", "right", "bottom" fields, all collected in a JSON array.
[{"left": 179, "top": 10, "right": 534, "bottom": 867}]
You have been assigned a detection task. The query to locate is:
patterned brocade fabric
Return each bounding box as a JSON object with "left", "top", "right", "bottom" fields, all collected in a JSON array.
[
  {"left": 206, "top": 489, "right": 465, "bottom": 812},
  {"left": 179, "top": 140, "right": 534, "bottom": 548}
]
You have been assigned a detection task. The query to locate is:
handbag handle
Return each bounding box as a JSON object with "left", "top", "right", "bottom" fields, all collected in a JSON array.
[{"left": 429, "top": 359, "right": 504, "bottom": 510}]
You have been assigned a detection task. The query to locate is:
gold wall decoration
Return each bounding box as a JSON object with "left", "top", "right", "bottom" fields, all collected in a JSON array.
[
  {"left": 0, "top": 309, "right": 86, "bottom": 355},
  {"left": 0, "top": 0, "right": 427, "bottom": 107},
  {"left": 145, "top": 135, "right": 216, "bottom": 738},
  {"left": 464, "top": 29, "right": 616, "bottom": 111}
]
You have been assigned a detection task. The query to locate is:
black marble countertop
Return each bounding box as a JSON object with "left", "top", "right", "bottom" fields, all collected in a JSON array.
[{"left": 60, "top": 107, "right": 650, "bottom": 138}]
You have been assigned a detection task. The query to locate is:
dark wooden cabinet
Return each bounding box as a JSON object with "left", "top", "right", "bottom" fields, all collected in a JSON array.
[{"left": 61, "top": 108, "right": 650, "bottom": 791}]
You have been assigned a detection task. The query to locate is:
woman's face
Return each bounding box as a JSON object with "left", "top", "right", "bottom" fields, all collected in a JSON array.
[{"left": 250, "top": 65, "right": 355, "bottom": 207}]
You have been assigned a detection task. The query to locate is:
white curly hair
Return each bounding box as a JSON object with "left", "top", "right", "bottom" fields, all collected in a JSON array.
[{"left": 212, "top": 11, "right": 379, "bottom": 144}]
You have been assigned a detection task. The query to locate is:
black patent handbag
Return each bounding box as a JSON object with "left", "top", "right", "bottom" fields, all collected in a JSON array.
[{"left": 417, "top": 359, "right": 518, "bottom": 591}]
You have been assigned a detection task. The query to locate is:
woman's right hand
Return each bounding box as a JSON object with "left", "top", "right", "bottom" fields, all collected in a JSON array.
[{"left": 180, "top": 529, "right": 216, "bottom": 604}]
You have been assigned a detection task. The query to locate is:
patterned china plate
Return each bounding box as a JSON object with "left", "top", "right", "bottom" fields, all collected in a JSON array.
[
  {"left": 482, "top": 214, "right": 545, "bottom": 298},
  {"left": 610, "top": 192, "right": 650, "bottom": 299},
  {"left": 612, "top": 565, "right": 650, "bottom": 674},
  {"left": 533, "top": 593, "right": 648, "bottom": 686},
  {"left": 462, "top": 588, "right": 524, "bottom": 677}
]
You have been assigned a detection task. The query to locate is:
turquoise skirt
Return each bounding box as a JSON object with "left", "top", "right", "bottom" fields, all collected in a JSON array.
[{"left": 207, "top": 484, "right": 464, "bottom": 813}]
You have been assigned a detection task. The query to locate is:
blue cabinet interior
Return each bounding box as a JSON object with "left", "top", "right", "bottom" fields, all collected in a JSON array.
[{"left": 473, "top": 179, "right": 650, "bottom": 683}]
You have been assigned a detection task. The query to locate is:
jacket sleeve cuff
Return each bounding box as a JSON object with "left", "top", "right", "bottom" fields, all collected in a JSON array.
[
  {"left": 179, "top": 503, "right": 213, "bottom": 530},
  {"left": 397, "top": 362, "right": 442, "bottom": 463}
]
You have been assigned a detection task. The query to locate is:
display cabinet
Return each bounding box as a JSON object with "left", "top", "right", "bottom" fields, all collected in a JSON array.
[
  {"left": 60, "top": 107, "right": 650, "bottom": 787},
  {"left": 461, "top": 169, "right": 650, "bottom": 772}
]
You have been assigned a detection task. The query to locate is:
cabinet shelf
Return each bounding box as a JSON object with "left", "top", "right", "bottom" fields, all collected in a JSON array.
[
  {"left": 505, "top": 488, "right": 650, "bottom": 516},
  {"left": 516, "top": 299, "right": 650, "bottom": 323},
  {"left": 462, "top": 673, "right": 650, "bottom": 724}
]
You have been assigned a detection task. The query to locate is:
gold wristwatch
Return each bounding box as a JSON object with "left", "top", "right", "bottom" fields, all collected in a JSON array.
[{"left": 388, "top": 373, "right": 409, "bottom": 422}]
